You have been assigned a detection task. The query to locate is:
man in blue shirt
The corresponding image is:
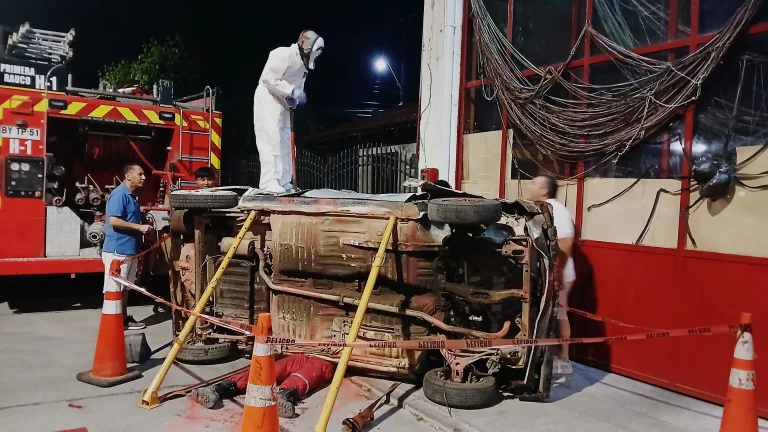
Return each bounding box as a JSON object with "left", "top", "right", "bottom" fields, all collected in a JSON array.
[{"left": 102, "top": 163, "right": 154, "bottom": 330}]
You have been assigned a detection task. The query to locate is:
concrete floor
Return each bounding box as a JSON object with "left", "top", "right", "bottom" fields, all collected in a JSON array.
[
  {"left": 1, "top": 282, "right": 766, "bottom": 432},
  {"left": 0, "top": 288, "right": 437, "bottom": 432},
  {"left": 356, "top": 366, "right": 768, "bottom": 432}
]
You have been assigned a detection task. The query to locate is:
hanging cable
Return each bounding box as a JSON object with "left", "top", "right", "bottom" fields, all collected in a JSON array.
[{"left": 468, "top": 0, "right": 763, "bottom": 163}]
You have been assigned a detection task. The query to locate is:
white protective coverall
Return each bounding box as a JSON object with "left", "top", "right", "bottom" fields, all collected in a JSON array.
[{"left": 253, "top": 31, "right": 323, "bottom": 193}]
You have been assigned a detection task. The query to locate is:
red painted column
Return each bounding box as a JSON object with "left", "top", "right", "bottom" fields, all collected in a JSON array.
[
  {"left": 455, "top": 0, "right": 470, "bottom": 189},
  {"left": 677, "top": 0, "right": 699, "bottom": 250},
  {"left": 660, "top": 0, "right": 679, "bottom": 178},
  {"left": 575, "top": 0, "right": 594, "bottom": 236},
  {"left": 499, "top": 0, "right": 514, "bottom": 199}
]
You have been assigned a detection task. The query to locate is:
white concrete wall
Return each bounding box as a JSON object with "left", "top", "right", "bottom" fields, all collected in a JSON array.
[
  {"left": 461, "top": 130, "right": 502, "bottom": 198},
  {"left": 418, "top": 0, "right": 463, "bottom": 183},
  {"left": 582, "top": 179, "right": 682, "bottom": 248}
]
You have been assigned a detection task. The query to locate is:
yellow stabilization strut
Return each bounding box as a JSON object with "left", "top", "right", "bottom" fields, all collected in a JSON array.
[
  {"left": 314, "top": 215, "right": 398, "bottom": 431},
  {"left": 139, "top": 210, "right": 258, "bottom": 409}
]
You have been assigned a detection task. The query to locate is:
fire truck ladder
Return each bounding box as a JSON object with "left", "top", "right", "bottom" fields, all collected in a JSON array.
[{"left": 177, "top": 86, "right": 215, "bottom": 166}]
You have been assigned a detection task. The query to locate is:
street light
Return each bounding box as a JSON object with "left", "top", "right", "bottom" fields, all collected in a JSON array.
[
  {"left": 373, "top": 56, "right": 403, "bottom": 106},
  {"left": 374, "top": 58, "right": 387, "bottom": 73}
]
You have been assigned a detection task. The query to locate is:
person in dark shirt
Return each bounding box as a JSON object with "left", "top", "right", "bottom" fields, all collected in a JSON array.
[{"left": 102, "top": 163, "right": 154, "bottom": 330}]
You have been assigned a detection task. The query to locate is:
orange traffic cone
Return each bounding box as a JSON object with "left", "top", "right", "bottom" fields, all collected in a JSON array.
[
  {"left": 76, "top": 260, "right": 142, "bottom": 387},
  {"left": 720, "top": 312, "right": 758, "bottom": 432},
  {"left": 240, "top": 313, "right": 279, "bottom": 432}
]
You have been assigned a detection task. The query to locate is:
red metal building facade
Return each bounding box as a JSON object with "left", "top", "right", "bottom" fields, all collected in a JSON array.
[{"left": 457, "top": 0, "right": 768, "bottom": 416}]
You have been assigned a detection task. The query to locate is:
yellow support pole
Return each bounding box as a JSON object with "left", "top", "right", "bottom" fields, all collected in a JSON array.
[
  {"left": 140, "top": 210, "right": 258, "bottom": 409},
  {"left": 314, "top": 215, "right": 397, "bottom": 432}
]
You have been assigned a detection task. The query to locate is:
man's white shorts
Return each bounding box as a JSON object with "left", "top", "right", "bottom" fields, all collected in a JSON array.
[
  {"left": 102, "top": 252, "right": 137, "bottom": 293},
  {"left": 557, "top": 257, "right": 577, "bottom": 320}
]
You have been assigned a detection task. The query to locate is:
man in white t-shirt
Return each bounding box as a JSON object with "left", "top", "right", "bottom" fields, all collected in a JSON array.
[{"left": 529, "top": 175, "right": 576, "bottom": 375}]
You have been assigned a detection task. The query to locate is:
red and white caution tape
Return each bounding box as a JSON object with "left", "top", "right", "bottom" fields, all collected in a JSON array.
[
  {"left": 119, "top": 233, "right": 172, "bottom": 264},
  {"left": 112, "top": 275, "right": 252, "bottom": 336},
  {"left": 255, "top": 324, "right": 739, "bottom": 350},
  {"left": 560, "top": 305, "right": 667, "bottom": 331},
  {"left": 113, "top": 275, "right": 742, "bottom": 352}
]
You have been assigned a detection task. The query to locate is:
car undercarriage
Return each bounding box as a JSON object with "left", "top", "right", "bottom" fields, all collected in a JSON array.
[{"left": 166, "top": 182, "right": 560, "bottom": 408}]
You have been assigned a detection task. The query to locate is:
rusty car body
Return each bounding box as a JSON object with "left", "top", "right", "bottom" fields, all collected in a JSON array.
[{"left": 166, "top": 182, "right": 560, "bottom": 406}]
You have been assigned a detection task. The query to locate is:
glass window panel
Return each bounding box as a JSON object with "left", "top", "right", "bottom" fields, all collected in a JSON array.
[
  {"left": 464, "top": 87, "right": 503, "bottom": 133},
  {"left": 513, "top": 0, "right": 577, "bottom": 67},
  {"left": 699, "top": 0, "right": 768, "bottom": 34},
  {"left": 466, "top": 0, "right": 509, "bottom": 82},
  {"left": 586, "top": 120, "right": 684, "bottom": 178},
  {"left": 594, "top": 0, "right": 671, "bottom": 49},
  {"left": 465, "top": 20, "right": 480, "bottom": 82},
  {"left": 676, "top": 0, "right": 692, "bottom": 39},
  {"left": 584, "top": 49, "right": 688, "bottom": 178},
  {"left": 695, "top": 34, "right": 768, "bottom": 160},
  {"left": 509, "top": 129, "right": 578, "bottom": 179},
  {"left": 485, "top": 0, "right": 510, "bottom": 35}
]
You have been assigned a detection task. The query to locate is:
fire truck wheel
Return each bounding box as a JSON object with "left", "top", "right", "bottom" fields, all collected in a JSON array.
[
  {"left": 427, "top": 198, "right": 502, "bottom": 226},
  {"left": 176, "top": 340, "right": 235, "bottom": 364},
  {"left": 423, "top": 367, "right": 501, "bottom": 409},
  {"left": 169, "top": 190, "right": 240, "bottom": 210}
]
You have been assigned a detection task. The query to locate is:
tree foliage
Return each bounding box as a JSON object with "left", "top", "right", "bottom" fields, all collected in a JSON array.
[{"left": 99, "top": 35, "right": 199, "bottom": 94}]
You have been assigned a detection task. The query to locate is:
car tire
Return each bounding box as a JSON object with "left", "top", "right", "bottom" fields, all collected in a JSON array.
[
  {"left": 170, "top": 190, "right": 239, "bottom": 210},
  {"left": 428, "top": 198, "right": 502, "bottom": 225},
  {"left": 422, "top": 367, "right": 501, "bottom": 409},
  {"left": 176, "top": 341, "right": 234, "bottom": 364}
]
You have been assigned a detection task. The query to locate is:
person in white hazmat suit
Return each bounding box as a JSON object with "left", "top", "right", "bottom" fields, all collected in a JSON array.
[{"left": 253, "top": 30, "right": 324, "bottom": 193}]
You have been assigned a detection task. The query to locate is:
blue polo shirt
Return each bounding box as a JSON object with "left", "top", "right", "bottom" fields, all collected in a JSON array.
[{"left": 103, "top": 183, "right": 143, "bottom": 255}]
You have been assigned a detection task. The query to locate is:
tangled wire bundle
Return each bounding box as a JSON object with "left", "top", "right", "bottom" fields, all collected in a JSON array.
[{"left": 470, "top": 0, "right": 764, "bottom": 168}]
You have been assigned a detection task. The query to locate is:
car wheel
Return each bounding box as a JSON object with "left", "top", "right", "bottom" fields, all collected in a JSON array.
[
  {"left": 176, "top": 341, "right": 234, "bottom": 364},
  {"left": 169, "top": 190, "right": 239, "bottom": 210},
  {"left": 428, "top": 198, "right": 502, "bottom": 225},
  {"left": 422, "top": 367, "right": 501, "bottom": 409}
]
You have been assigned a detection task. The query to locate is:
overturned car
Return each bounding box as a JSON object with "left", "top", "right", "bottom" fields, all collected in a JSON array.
[{"left": 166, "top": 182, "right": 560, "bottom": 408}]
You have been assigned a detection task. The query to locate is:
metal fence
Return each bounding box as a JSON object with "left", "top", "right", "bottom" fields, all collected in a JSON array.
[
  {"left": 223, "top": 143, "right": 419, "bottom": 193},
  {"left": 296, "top": 142, "right": 418, "bottom": 194},
  {"left": 221, "top": 150, "right": 261, "bottom": 187}
]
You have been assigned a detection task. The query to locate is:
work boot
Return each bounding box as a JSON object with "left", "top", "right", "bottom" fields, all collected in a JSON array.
[
  {"left": 190, "top": 386, "right": 220, "bottom": 409},
  {"left": 277, "top": 388, "right": 298, "bottom": 418},
  {"left": 552, "top": 358, "right": 573, "bottom": 375},
  {"left": 124, "top": 315, "right": 146, "bottom": 330},
  {"left": 190, "top": 380, "right": 239, "bottom": 409}
]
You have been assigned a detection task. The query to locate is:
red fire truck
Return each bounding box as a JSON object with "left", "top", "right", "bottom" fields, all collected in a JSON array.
[{"left": 0, "top": 24, "right": 222, "bottom": 277}]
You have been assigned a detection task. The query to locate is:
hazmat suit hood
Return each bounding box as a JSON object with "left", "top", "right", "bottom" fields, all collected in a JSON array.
[{"left": 298, "top": 30, "right": 324, "bottom": 70}]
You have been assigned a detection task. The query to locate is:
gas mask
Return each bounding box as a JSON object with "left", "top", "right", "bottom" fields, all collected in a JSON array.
[{"left": 298, "top": 30, "right": 324, "bottom": 70}]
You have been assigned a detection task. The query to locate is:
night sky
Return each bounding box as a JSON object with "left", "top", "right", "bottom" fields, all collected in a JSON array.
[{"left": 1, "top": 0, "right": 424, "bottom": 149}]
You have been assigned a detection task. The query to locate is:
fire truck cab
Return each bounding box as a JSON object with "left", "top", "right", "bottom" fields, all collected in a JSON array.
[{"left": 0, "top": 23, "right": 222, "bottom": 277}]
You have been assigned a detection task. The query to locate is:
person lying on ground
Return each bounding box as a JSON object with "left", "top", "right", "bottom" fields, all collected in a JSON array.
[
  {"left": 188, "top": 293, "right": 440, "bottom": 416},
  {"left": 190, "top": 354, "right": 334, "bottom": 418}
]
